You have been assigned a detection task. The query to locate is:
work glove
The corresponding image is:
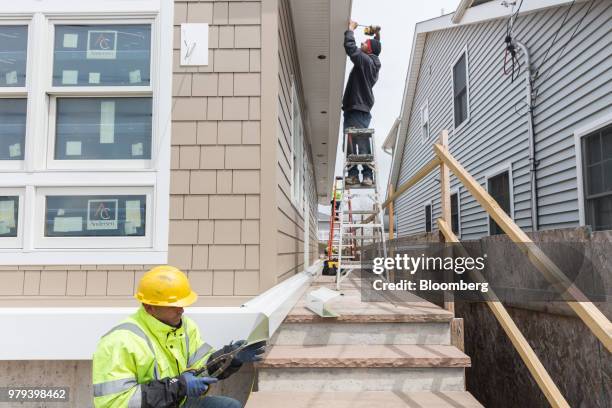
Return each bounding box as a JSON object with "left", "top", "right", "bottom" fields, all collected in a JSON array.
[
  {"left": 181, "top": 372, "right": 218, "bottom": 398},
  {"left": 234, "top": 340, "right": 267, "bottom": 364}
]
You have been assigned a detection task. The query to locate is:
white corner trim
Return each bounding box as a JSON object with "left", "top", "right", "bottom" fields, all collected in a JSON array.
[{"left": 574, "top": 112, "right": 612, "bottom": 226}]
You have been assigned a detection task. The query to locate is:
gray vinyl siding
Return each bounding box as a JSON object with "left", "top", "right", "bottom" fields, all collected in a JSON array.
[
  {"left": 396, "top": 0, "right": 612, "bottom": 240},
  {"left": 276, "top": 0, "right": 318, "bottom": 280}
]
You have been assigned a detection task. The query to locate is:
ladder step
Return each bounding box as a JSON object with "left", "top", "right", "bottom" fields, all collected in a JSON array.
[
  {"left": 346, "top": 235, "right": 380, "bottom": 239},
  {"left": 341, "top": 224, "right": 383, "bottom": 228},
  {"left": 345, "top": 127, "right": 375, "bottom": 134},
  {"left": 349, "top": 210, "right": 379, "bottom": 215}
]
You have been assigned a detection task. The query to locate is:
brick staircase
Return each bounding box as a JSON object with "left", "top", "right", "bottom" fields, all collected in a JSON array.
[{"left": 245, "top": 276, "right": 483, "bottom": 407}]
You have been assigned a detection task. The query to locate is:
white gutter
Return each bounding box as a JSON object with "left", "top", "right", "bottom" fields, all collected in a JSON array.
[{"left": 0, "top": 262, "right": 321, "bottom": 360}]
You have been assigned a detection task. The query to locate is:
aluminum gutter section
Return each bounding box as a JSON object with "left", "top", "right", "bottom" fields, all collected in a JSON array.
[{"left": 0, "top": 261, "right": 320, "bottom": 360}]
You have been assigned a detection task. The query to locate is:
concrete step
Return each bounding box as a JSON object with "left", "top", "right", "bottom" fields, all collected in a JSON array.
[
  {"left": 246, "top": 391, "right": 484, "bottom": 408},
  {"left": 271, "top": 320, "right": 450, "bottom": 345},
  {"left": 257, "top": 344, "right": 469, "bottom": 392}
]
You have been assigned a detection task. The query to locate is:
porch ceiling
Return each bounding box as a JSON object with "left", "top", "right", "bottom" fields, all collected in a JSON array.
[{"left": 289, "top": 0, "right": 352, "bottom": 204}]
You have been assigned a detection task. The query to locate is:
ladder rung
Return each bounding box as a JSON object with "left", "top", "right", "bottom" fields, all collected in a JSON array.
[
  {"left": 349, "top": 210, "right": 379, "bottom": 215},
  {"left": 346, "top": 235, "right": 380, "bottom": 239},
  {"left": 341, "top": 224, "right": 383, "bottom": 228},
  {"left": 345, "top": 127, "right": 375, "bottom": 134}
]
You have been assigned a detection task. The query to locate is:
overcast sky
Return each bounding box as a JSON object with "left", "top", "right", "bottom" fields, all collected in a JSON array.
[{"left": 328, "top": 0, "right": 459, "bottom": 211}]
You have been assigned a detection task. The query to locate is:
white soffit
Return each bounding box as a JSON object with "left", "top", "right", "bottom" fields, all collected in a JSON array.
[{"left": 289, "top": 0, "right": 351, "bottom": 204}]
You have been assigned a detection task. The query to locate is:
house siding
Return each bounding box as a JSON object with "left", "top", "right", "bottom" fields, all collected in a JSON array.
[
  {"left": 395, "top": 0, "right": 612, "bottom": 240},
  {"left": 275, "top": 0, "right": 318, "bottom": 281}
]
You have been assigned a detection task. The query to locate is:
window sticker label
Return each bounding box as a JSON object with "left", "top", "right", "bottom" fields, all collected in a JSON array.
[
  {"left": 129, "top": 69, "right": 142, "bottom": 84},
  {"left": 5, "top": 71, "right": 17, "bottom": 85},
  {"left": 100, "top": 101, "right": 115, "bottom": 144},
  {"left": 9, "top": 143, "right": 21, "bottom": 158},
  {"left": 65, "top": 141, "right": 82, "bottom": 156},
  {"left": 89, "top": 72, "right": 101, "bottom": 84},
  {"left": 87, "top": 199, "right": 118, "bottom": 230},
  {"left": 53, "top": 217, "right": 83, "bottom": 233},
  {"left": 0, "top": 200, "right": 15, "bottom": 229},
  {"left": 87, "top": 30, "right": 117, "bottom": 60},
  {"left": 62, "top": 70, "right": 78, "bottom": 85},
  {"left": 63, "top": 33, "right": 79, "bottom": 48},
  {"left": 125, "top": 200, "right": 142, "bottom": 228},
  {"left": 131, "top": 142, "right": 144, "bottom": 157}
]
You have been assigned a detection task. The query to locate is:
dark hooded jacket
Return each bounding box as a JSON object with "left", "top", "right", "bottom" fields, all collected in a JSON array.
[{"left": 342, "top": 30, "right": 381, "bottom": 113}]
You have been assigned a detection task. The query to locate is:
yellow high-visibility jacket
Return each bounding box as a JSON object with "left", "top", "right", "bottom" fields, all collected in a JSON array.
[{"left": 92, "top": 306, "right": 214, "bottom": 407}]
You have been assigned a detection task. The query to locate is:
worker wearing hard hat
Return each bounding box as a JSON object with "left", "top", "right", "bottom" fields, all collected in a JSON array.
[{"left": 92, "top": 266, "right": 265, "bottom": 408}]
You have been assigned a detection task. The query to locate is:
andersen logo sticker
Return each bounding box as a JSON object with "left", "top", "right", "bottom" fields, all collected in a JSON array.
[
  {"left": 87, "top": 30, "right": 117, "bottom": 60},
  {"left": 87, "top": 199, "right": 118, "bottom": 230}
]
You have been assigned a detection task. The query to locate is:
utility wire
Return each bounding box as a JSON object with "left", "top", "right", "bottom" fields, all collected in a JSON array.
[{"left": 533, "top": 0, "right": 595, "bottom": 106}]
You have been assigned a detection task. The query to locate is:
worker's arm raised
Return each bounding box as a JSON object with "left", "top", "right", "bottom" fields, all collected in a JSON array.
[{"left": 344, "top": 30, "right": 369, "bottom": 66}]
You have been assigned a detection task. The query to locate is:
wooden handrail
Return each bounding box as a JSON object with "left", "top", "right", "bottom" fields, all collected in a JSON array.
[
  {"left": 438, "top": 219, "right": 570, "bottom": 408},
  {"left": 380, "top": 129, "right": 612, "bottom": 407},
  {"left": 433, "top": 142, "right": 612, "bottom": 353}
]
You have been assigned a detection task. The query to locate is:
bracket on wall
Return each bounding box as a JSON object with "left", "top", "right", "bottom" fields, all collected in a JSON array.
[{"left": 180, "top": 23, "right": 209, "bottom": 66}]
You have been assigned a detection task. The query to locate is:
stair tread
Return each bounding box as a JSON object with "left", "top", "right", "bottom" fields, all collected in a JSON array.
[
  {"left": 286, "top": 284, "right": 454, "bottom": 323},
  {"left": 258, "top": 344, "right": 470, "bottom": 368},
  {"left": 246, "top": 391, "right": 483, "bottom": 407}
]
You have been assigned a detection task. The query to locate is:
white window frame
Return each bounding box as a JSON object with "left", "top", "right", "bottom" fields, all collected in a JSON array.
[
  {"left": 33, "top": 186, "right": 153, "bottom": 249},
  {"left": 290, "top": 77, "right": 305, "bottom": 211},
  {"left": 450, "top": 45, "right": 470, "bottom": 133},
  {"left": 484, "top": 163, "right": 514, "bottom": 235},
  {"left": 0, "top": 19, "right": 33, "bottom": 171},
  {"left": 44, "top": 17, "right": 156, "bottom": 170},
  {"left": 420, "top": 100, "right": 430, "bottom": 144},
  {"left": 0, "top": 188, "right": 25, "bottom": 249},
  {"left": 424, "top": 200, "right": 433, "bottom": 233},
  {"left": 450, "top": 188, "right": 461, "bottom": 238},
  {"left": 574, "top": 112, "right": 612, "bottom": 227},
  {"left": 0, "top": 0, "right": 172, "bottom": 265}
]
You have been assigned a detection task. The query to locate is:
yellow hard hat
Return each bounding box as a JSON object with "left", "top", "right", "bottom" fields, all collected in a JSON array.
[{"left": 134, "top": 265, "right": 198, "bottom": 307}]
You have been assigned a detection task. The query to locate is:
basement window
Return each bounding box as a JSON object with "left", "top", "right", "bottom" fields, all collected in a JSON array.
[
  {"left": 582, "top": 124, "right": 612, "bottom": 231},
  {"left": 487, "top": 170, "right": 512, "bottom": 235},
  {"left": 452, "top": 50, "right": 469, "bottom": 129},
  {"left": 425, "top": 203, "right": 432, "bottom": 232}
]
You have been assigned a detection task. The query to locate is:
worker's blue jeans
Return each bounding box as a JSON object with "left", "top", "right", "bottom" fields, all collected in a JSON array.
[
  {"left": 184, "top": 395, "right": 242, "bottom": 408},
  {"left": 343, "top": 110, "right": 373, "bottom": 179}
]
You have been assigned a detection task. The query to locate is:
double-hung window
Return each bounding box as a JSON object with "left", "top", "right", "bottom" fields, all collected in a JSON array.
[
  {"left": 425, "top": 203, "right": 432, "bottom": 233},
  {"left": 487, "top": 170, "right": 512, "bottom": 235},
  {"left": 0, "top": 2, "right": 172, "bottom": 264},
  {"left": 452, "top": 50, "right": 469, "bottom": 129},
  {"left": 582, "top": 124, "right": 612, "bottom": 231},
  {"left": 450, "top": 192, "right": 460, "bottom": 235}
]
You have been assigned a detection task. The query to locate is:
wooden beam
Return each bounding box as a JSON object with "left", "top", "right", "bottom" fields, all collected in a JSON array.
[
  {"left": 438, "top": 219, "right": 570, "bottom": 408},
  {"left": 438, "top": 131, "right": 454, "bottom": 314},
  {"left": 435, "top": 143, "right": 612, "bottom": 353},
  {"left": 388, "top": 184, "right": 394, "bottom": 240},
  {"left": 363, "top": 156, "right": 441, "bottom": 224}
]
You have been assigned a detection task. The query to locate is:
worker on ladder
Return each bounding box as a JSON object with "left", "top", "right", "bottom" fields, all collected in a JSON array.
[
  {"left": 331, "top": 178, "right": 342, "bottom": 221},
  {"left": 342, "top": 19, "right": 382, "bottom": 187},
  {"left": 92, "top": 265, "right": 265, "bottom": 408}
]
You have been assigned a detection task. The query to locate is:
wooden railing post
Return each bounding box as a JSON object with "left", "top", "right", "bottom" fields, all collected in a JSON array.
[{"left": 438, "top": 131, "right": 454, "bottom": 315}]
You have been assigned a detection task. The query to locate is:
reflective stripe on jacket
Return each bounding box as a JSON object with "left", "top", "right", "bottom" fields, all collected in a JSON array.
[{"left": 92, "top": 306, "right": 214, "bottom": 408}]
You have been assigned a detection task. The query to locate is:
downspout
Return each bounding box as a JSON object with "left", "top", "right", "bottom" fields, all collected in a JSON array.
[{"left": 514, "top": 40, "right": 539, "bottom": 231}]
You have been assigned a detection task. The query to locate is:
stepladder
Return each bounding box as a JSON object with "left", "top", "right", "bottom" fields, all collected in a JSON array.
[{"left": 334, "top": 127, "right": 388, "bottom": 290}]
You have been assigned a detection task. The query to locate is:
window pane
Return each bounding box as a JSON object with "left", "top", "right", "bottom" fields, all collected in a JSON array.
[
  {"left": 55, "top": 98, "right": 152, "bottom": 160},
  {"left": 0, "top": 26, "right": 27, "bottom": 87},
  {"left": 0, "top": 99, "right": 27, "bottom": 160},
  {"left": 451, "top": 193, "right": 459, "bottom": 234},
  {"left": 587, "top": 163, "right": 603, "bottom": 196},
  {"left": 53, "top": 25, "right": 151, "bottom": 87},
  {"left": 45, "top": 195, "right": 146, "bottom": 237},
  {"left": 603, "top": 126, "right": 612, "bottom": 160},
  {"left": 588, "top": 195, "right": 612, "bottom": 231},
  {"left": 488, "top": 171, "right": 511, "bottom": 235},
  {"left": 584, "top": 133, "right": 601, "bottom": 164},
  {"left": 0, "top": 196, "right": 18, "bottom": 237},
  {"left": 425, "top": 204, "right": 432, "bottom": 232},
  {"left": 453, "top": 54, "right": 466, "bottom": 96}
]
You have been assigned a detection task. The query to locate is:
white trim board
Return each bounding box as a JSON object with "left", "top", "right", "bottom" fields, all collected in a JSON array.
[{"left": 574, "top": 112, "right": 612, "bottom": 226}]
